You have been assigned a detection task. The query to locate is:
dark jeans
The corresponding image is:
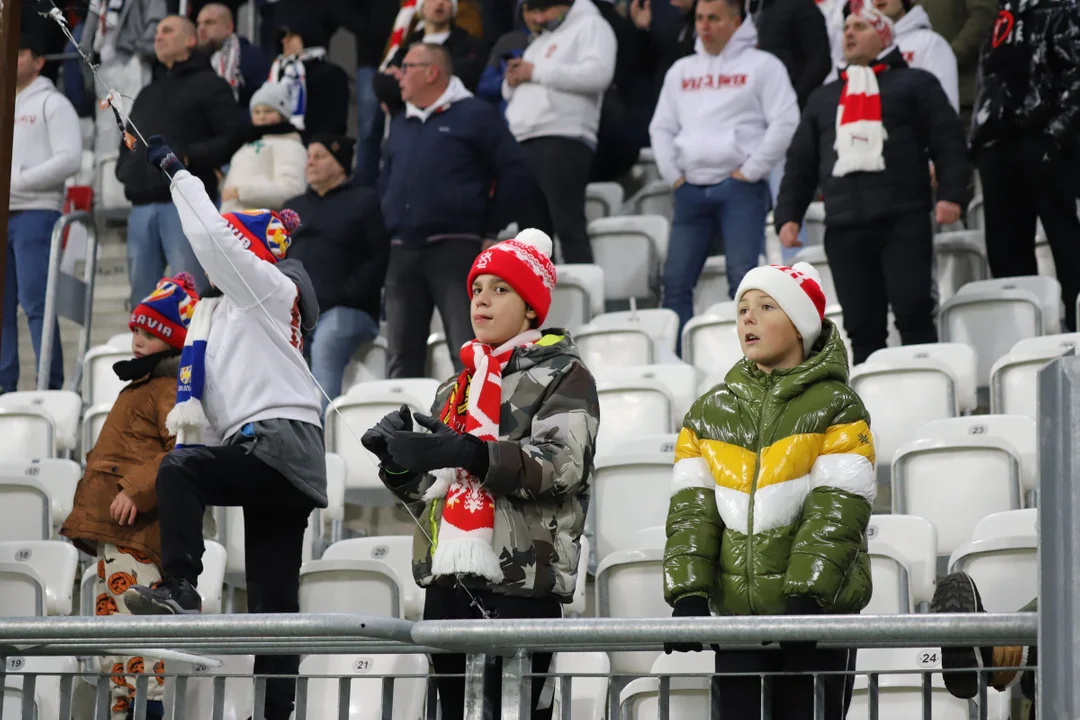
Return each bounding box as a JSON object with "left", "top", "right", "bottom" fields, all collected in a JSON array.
[
  {"left": 979, "top": 135, "right": 1080, "bottom": 331},
  {"left": 156, "top": 445, "right": 315, "bottom": 720},
  {"left": 712, "top": 647, "right": 857, "bottom": 719},
  {"left": 424, "top": 584, "right": 562, "bottom": 720},
  {"left": 520, "top": 137, "right": 595, "bottom": 264},
  {"left": 824, "top": 212, "right": 938, "bottom": 364},
  {"left": 385, "top": 238, "right": 481, "bottom": 379}
]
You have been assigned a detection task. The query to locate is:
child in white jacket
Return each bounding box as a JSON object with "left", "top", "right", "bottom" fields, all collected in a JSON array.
[{"left": 220, "top": 81, "right": 308, "bottom": 214}]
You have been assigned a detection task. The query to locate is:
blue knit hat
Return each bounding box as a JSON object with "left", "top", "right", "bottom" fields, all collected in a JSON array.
[
  {"left": 221, "top": 209, "right": 301, "bottom": 264},
  {"left": 129, "top": 273, "right": 200, "bottom": 349}
]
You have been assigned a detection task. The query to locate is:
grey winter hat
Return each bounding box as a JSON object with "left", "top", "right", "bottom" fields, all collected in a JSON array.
[{"left": 249, "top": 81, "right": 292, "bottom": 120}]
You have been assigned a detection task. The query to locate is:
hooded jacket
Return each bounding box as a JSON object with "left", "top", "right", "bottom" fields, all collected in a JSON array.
[
  {"left": 664, "top": 320, "right": 876, "bottom": 616},
  {"left": 895, "top": 6, "right": 960, "bottom": 112},
  {"left": 10, "top": 76, "right": 82, "bottom": 212},
  {"left": 503, "top": 0, "right": 618, "bottom": 146},
  {"left": 220, "top": 132, "right": 308, "bottom": 214},
  {"left": 383, "top": 331, "right": 600, "bottom": 602},
  {"left": 922, "top": 0, "right": 997, "bottom": 110},
  {"left": 971, "top": 0, "right": 1080, "bottom": 150},
  {"left": 649, "top": 22, "right": 800, "bottom": 186}
]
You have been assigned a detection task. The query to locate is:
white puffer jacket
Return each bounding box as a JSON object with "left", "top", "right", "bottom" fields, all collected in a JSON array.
[{"left": 220, "top": 132, "right": 308, "bottom": 213}]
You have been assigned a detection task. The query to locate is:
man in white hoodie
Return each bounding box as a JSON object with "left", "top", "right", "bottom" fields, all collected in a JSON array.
[
  {"left": 649, "top": 0, "right": 799, "bottom": 344},
  {"left": 4, "top": 33, "right": 82, "bottom": 393},
  {"left": 503, "top": 0, "right": 617, "bottom": 264},
  {"left": 875, "top": 0, "right": 960, "bottom": 111}
]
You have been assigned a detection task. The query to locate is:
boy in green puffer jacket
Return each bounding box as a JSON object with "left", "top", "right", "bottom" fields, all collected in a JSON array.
[{"left": 664, "top": 262, "right": 876, "bottom": 719}]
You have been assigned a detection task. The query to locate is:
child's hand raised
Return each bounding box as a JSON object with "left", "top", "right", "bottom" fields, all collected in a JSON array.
[{"left": 110, "top": 491, "right": 139, "bottom": 526}]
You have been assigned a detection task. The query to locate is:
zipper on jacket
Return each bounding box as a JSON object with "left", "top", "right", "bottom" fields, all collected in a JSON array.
[{"left": 745, "top": 375, "right": 772, "bottom": 613}]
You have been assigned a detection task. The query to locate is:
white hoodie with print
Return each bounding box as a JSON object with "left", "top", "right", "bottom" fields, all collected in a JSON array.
[
  {"left": 895, "top": 5, "right": 959, "bottom": 112},
  {"left": 10, "top": 76, "right": 82, "bottom": 212},
  {"left": 649, "top": 21, "right": 800, "bottom": 187}
]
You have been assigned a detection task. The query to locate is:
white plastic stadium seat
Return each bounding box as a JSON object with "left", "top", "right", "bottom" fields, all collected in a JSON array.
[
  {"left": 322, "top": 452, "right": 348, "bottom": 541},
  {"left": 593, "top": 364, "right": 700, "bottom": 426},
  {"left": 916, "top": 415, "right": 1037, "bottom": 500},
  {"left": 0, "top": 473, "right": 51, "bottom": 542},
  {"left": 80, "top": 403, "right": 112, "bottom": 456},
  {"left": 792, "top": 245, "right": 838, "bottom": 305},
  {"left": 300, "top": 535, "right": 420, "bottom": 619},
  {"left": 0, "top": 541, "right": 78, "bottom": 616},
  {"left": 933, "top": 231, "right": 988, "bottom": 303},
  {"left": 0, "top": 407, "right": 56, "bottom": 460},
  {"left": 425, "top": 333, "right": 456, "bottom": 382},
  {"left": 595, "top": 377, "right": 674, "bottom": 456},
  {"left": 0, "top": 459, "right": 80, "bottom": 531},
  {"left": 549, "top": 264, "right": 605, "bottom": 332},
  {"left": 82, "top": 344, "right": 134, "bottom": 405},
  {"left": 693, "top": 256, "right": 730, "bottom": 316},
  {"left": 595, "top": 548, "right": 668, "bottom": 675},
  {"left": 865, "top": 515, "right": 938, "bottom": 614},
  {"left": 866, "top": 343, "right": 978, "bottom": 414},
  {"left": 634, "top": 147, "right": 661, "bottom": 184},
  {"left": 586, "top": 181, "right": 625, "bottom": 222},
  {"left": 990, "top": 333, "right": 1080, "bottom": 417},
  {"left": 0, "top": 390, "right": 83, "bottom": 454},
  {"left": 552, "top": 652, "right": 610, "bottom": 720},
  {"left": 171, "top": 654, "right": 254, "bottom": 720},
  {"left": 949, "top": 509, "right": 1037, "bottom": 614},
  {"left": 593, "top": 436, "right": 676, "bottom": 562},
  {"left": 681, "top": 302, "right": 743, "bottom": 376},
  {"left": 803, "top": 202, "right": 826, "bottom": 246},
  {"left": 588, "top": 215, "right": 669, "bottom": 302},
  {"left": 3, "top": 656, "right": 79, "bottom": 720},
  {"left": 300, "top": 653, "right": 428, "bottom": 720},
  {"left": 576, "top": 309, "right": 680, "bottom": 368},
  {"left": 620, "top": 651, "right": 714, "bottom": 720},
  {"left": 222, "top": 509, "right": 315, "bottom": 589},
  {"left": 629, "top": 179, "right": 674, "bottom": 221},
  {"left": 341, "top": 336, "right": 390, "bottom": 388}
]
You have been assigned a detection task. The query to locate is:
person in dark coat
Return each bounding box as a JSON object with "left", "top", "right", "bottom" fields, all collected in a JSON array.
[
  {"left": 971, "top": 0, "right": 1080, "bottom": 331},
  {"left": 746, "top": 0, "right": 832, "bottom": 109},
  {"left": 285, "top": 134, "right": 390, "bottom": 405},
  {"left": 196, "top": 2, "right": 271, "bottom": 110},
  {"left": 630, "top": 0, "right": 696, "bottom": 104},
  {"left": 775, "top": 5, "right": 968, "bottom": 364}
]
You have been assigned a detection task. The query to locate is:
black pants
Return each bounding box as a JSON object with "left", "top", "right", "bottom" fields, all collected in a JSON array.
[
  {"left": 824, "top": 212, "right": 938, "bottom": 364},
  {"left": 979, "top": 135, "right": 1080, "bottom": 331},
  {"left": 384, "top": 238, "right": 481, "bottom": 379},
  {"left": 424, "top": 584, "right": 562, "bottom": 720},
  {"left": 156, "top": 446, "right": 315, "bottom": 720},
  {"left": 712, "top": 647, "right": 857, "bottom": 719},
  {"left": 520, "top": 137, "right": 595, "bottom": 264}
]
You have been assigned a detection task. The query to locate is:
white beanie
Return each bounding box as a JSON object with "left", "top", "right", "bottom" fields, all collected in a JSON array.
[
  {"left": 734, "top": 263, "right": 828, "bottom": 357},
  {"left": 249, "top": 81, "right": 292, "bottom": 120},
  {"left": 417, "top": 0, "right": 459, "bottom": 19}
]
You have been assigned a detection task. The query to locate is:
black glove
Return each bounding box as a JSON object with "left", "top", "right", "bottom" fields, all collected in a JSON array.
[
  {"left": 386, "top": 413, "right": 489, "bottom": 477},
  {"left": 778, "top": 595, "right": 822, "bottom": 671},
  {"left": 664, "top": 595, "right": 710, "bottom": 654},
  {"left": 145, "top": 135, "right": 185, "bottom": 176},
  {"left": 361, "top": 405, "right": 412, "bottom": 473}
]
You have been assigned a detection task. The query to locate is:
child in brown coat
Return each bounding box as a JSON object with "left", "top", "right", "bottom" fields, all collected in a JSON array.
[{"left": 60, "top": 273, "right": 198, "bottom": 720}]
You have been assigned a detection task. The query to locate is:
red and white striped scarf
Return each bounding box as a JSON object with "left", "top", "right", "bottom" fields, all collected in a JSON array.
[
  {"left": 423, "top": 330, "right": 542, "bottom": 582},
  {"left": 832, "top": 62, "right": 889, "bottom": 177},
  {"left": 381, "top": 0, "right": 420, "bottom": 71}
]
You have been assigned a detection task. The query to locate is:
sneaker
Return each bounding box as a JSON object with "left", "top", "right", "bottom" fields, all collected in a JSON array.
[
  {"left": 930, "top": 572, "right": 993, "bottom": 699},
  {"left": 124, "top": 578, "right": 201, "bottom": 615}
]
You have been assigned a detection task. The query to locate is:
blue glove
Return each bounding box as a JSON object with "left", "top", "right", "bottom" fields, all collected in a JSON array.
[{"left": 145, "top": 135, "right": 185, "bottom": 176}]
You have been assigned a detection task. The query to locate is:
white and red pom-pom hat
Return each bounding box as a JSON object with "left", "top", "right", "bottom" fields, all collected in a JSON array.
[
  {"left": 467, "top": 228, "right": 558, "bottom": 324},
  {"left": 734, "top": 262, "right": 828, "bottom": 357}
]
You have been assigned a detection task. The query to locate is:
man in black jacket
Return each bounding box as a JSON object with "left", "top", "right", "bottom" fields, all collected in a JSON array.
[
  {"left": 775, "top": 6, "right": 968, "bottom": 364},
  {"left": 196, "top": 2, "right": 271, "bottom": 110},
  {"left": 285, "top": 134, "right": 389, "bottom": 405},
  {"left": 630, "top": 0, "right": 696, "bottom": 103},
  {"left": 115, "top": 15, "right": 245, "bottom": 309},
  {"left": 747, "top": 0, "right": 832, "bottom": 109},
  {"left": 972, "top": 0, "right": 1080, "bottom": 331}
]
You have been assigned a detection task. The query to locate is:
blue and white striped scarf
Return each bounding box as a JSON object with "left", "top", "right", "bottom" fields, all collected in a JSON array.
[{"left": 165, "top": 296, "right": 221, "bottom": 449}]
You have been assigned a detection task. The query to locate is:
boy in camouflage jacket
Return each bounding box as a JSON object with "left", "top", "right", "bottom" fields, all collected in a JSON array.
[
  {"left": 664, "top": 262, "right": 876, "bottom": 719},
  {"left": 362, "top": 229, "right": 599, "bottom": 720}
]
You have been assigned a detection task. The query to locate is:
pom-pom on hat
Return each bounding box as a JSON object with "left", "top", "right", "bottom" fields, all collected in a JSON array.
[
  {"left": 221, "top": 209, "right": 300, "bottom": 264},
  {"left": 129, "top": 273, "right": 200, "bottom": 350},
  {"left": 467, "top": 228, "right": 558, "bottom": 325},
  {"left": 734, "top": 262, "right": 827, "bottom": 357}
]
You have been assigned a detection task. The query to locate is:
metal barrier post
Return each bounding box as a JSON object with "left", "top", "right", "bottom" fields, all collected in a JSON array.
[
  {"left": 1038, "top": 355, "right": 1080, "bottom": 718},
  {"left": 38, "top": 211, "right": 97, "bottom": 391}
]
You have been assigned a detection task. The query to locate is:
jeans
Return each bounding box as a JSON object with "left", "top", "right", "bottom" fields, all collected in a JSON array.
[
  {"left": 354, "top": 66, "right": 384, "bottom": 187},
  {"left": 663, "top": 178, "right": 771, "bottom": 342},
  {"left": 309, "top": 306, "right": 380, "bottom": 408},
  {"left": 768, "top": 158, "right": 808, "bottom": 264},
  {"left": 1, "top": 210, "right": 65, "bottom": 391},
  {"left": 126, "top": 202, "right": 207, "bottom": 310}
]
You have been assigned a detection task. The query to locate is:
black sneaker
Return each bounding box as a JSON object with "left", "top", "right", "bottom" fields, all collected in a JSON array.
[
  {"left": 930, "top": 572, "right": 993, "bottom": 699},
  {"left": 124, "top": 578, "right": 202, "bottom": 615}
]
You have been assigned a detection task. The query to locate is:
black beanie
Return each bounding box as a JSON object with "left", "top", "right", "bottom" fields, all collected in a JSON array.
[
  {"left": 309, "top": 133, "right": 355, "bottom": 174},
  {"left": 523, "top": 0, "right": 573, "bottom": 10}
]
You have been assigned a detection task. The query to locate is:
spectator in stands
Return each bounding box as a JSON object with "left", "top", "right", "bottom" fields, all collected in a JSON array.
[
  {"left": 477, "top": 1, "right": 533, "bottom": 113},
  {"left": 747, "top": 0, "right": 831, "bottom": 110},
  {"left": 649, "top": 0, "right": 799, "bottom": 342},
  {"left": 874, "top": 0, "right": 960, "bottom": 111},
  {"left": 630, "top": 0, "right": 696, "bottom": 103},
  {"left": 504, "top": 0, "right": 617, "bottom": 264},
  {"left": 3, "top": 33, "right": 81, "bottom": 393},
  {"left": 921, "top": 0, "right": 995, "bottom": 128},
  {"left": 268, "top": 3, "right": 350, "bottom": 141},
  {"left": 285, "top": 134, "right": 389, "bottom": 406},
  {"left": 219, "top": 82, "right": 308, "bottom": 214},
  {"left": 115, "top": 15, "right": 244, "bottom": 309},
  {"left": 374, "top": 0, "right": 487, "bottom": 115},
  {"left": 362, "top": 228, "right": 599, "bottom": 720},
  {"left": 663, "top": 263, "right": 875, "bottom": 718},
  {"left": 932, "top": 572, "right": 1037, "bottom": 719},
  {"left": 379, "top": 43, "right": 532, "bottom": 378},
  {"left": 60, "top": 273, "right": 199, "bottom": 720},
  {"left": 775, "top": 6, "right": 968, "bottom": 364},
  {"left": 196, "top": 2, "right": 271, "bottom": 109},
  {"left": 332, "top": 0, "right": 400, "bottom": 186},
  {"left": 83, "top": 0, "right": 164, "bottom": 155},
  {"left": 971, "top": 0, "right": 1080, "bottom": 332},
  {"left": 124, "top": 137, "right": 326, "bottom": 720}
]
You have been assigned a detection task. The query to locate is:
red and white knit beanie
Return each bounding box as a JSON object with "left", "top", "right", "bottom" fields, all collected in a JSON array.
[
  {"left": 735, "top": 263, "right": 827, "bottom": 357},
  {"left": 848, "top": 2, "right": 895, "bottom": 48},
  {"left": 467, "top": 229, "right": 558, "bottom": 325}
]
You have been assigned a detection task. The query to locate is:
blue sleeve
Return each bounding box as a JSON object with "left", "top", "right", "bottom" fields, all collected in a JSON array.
[{"left": 477, "top": 64, "right": 507, "bottom": 103}]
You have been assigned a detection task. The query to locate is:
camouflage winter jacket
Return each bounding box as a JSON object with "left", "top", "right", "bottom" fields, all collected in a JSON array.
[
  {"left": 384, "top": 330, "right": 600, "bottom": 602},
  {"left": 664, "top": 320, "right": 876, "bottom": 616}
]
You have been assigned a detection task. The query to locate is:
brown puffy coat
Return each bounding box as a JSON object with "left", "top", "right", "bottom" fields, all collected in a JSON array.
[{"left": 60, "top": 356, "right": 178, "bottom": 567}]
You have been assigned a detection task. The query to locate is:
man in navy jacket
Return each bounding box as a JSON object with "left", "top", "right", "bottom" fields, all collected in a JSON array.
[{"left": 379, "top": 42, "right": 532, "bottom": 379}]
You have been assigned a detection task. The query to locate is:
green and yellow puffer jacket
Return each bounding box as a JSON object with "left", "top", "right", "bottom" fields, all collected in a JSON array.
[{"left": 664, "top": 320, "right": 876, "bottom": 616}]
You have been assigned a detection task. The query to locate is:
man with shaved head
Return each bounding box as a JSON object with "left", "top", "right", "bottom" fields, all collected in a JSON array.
[
  {"left": 196, "top": 1, "right": 270, "bottom": 108},
  {"left": 115, "top": 14, "right": 246, "bottom": 309}
]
